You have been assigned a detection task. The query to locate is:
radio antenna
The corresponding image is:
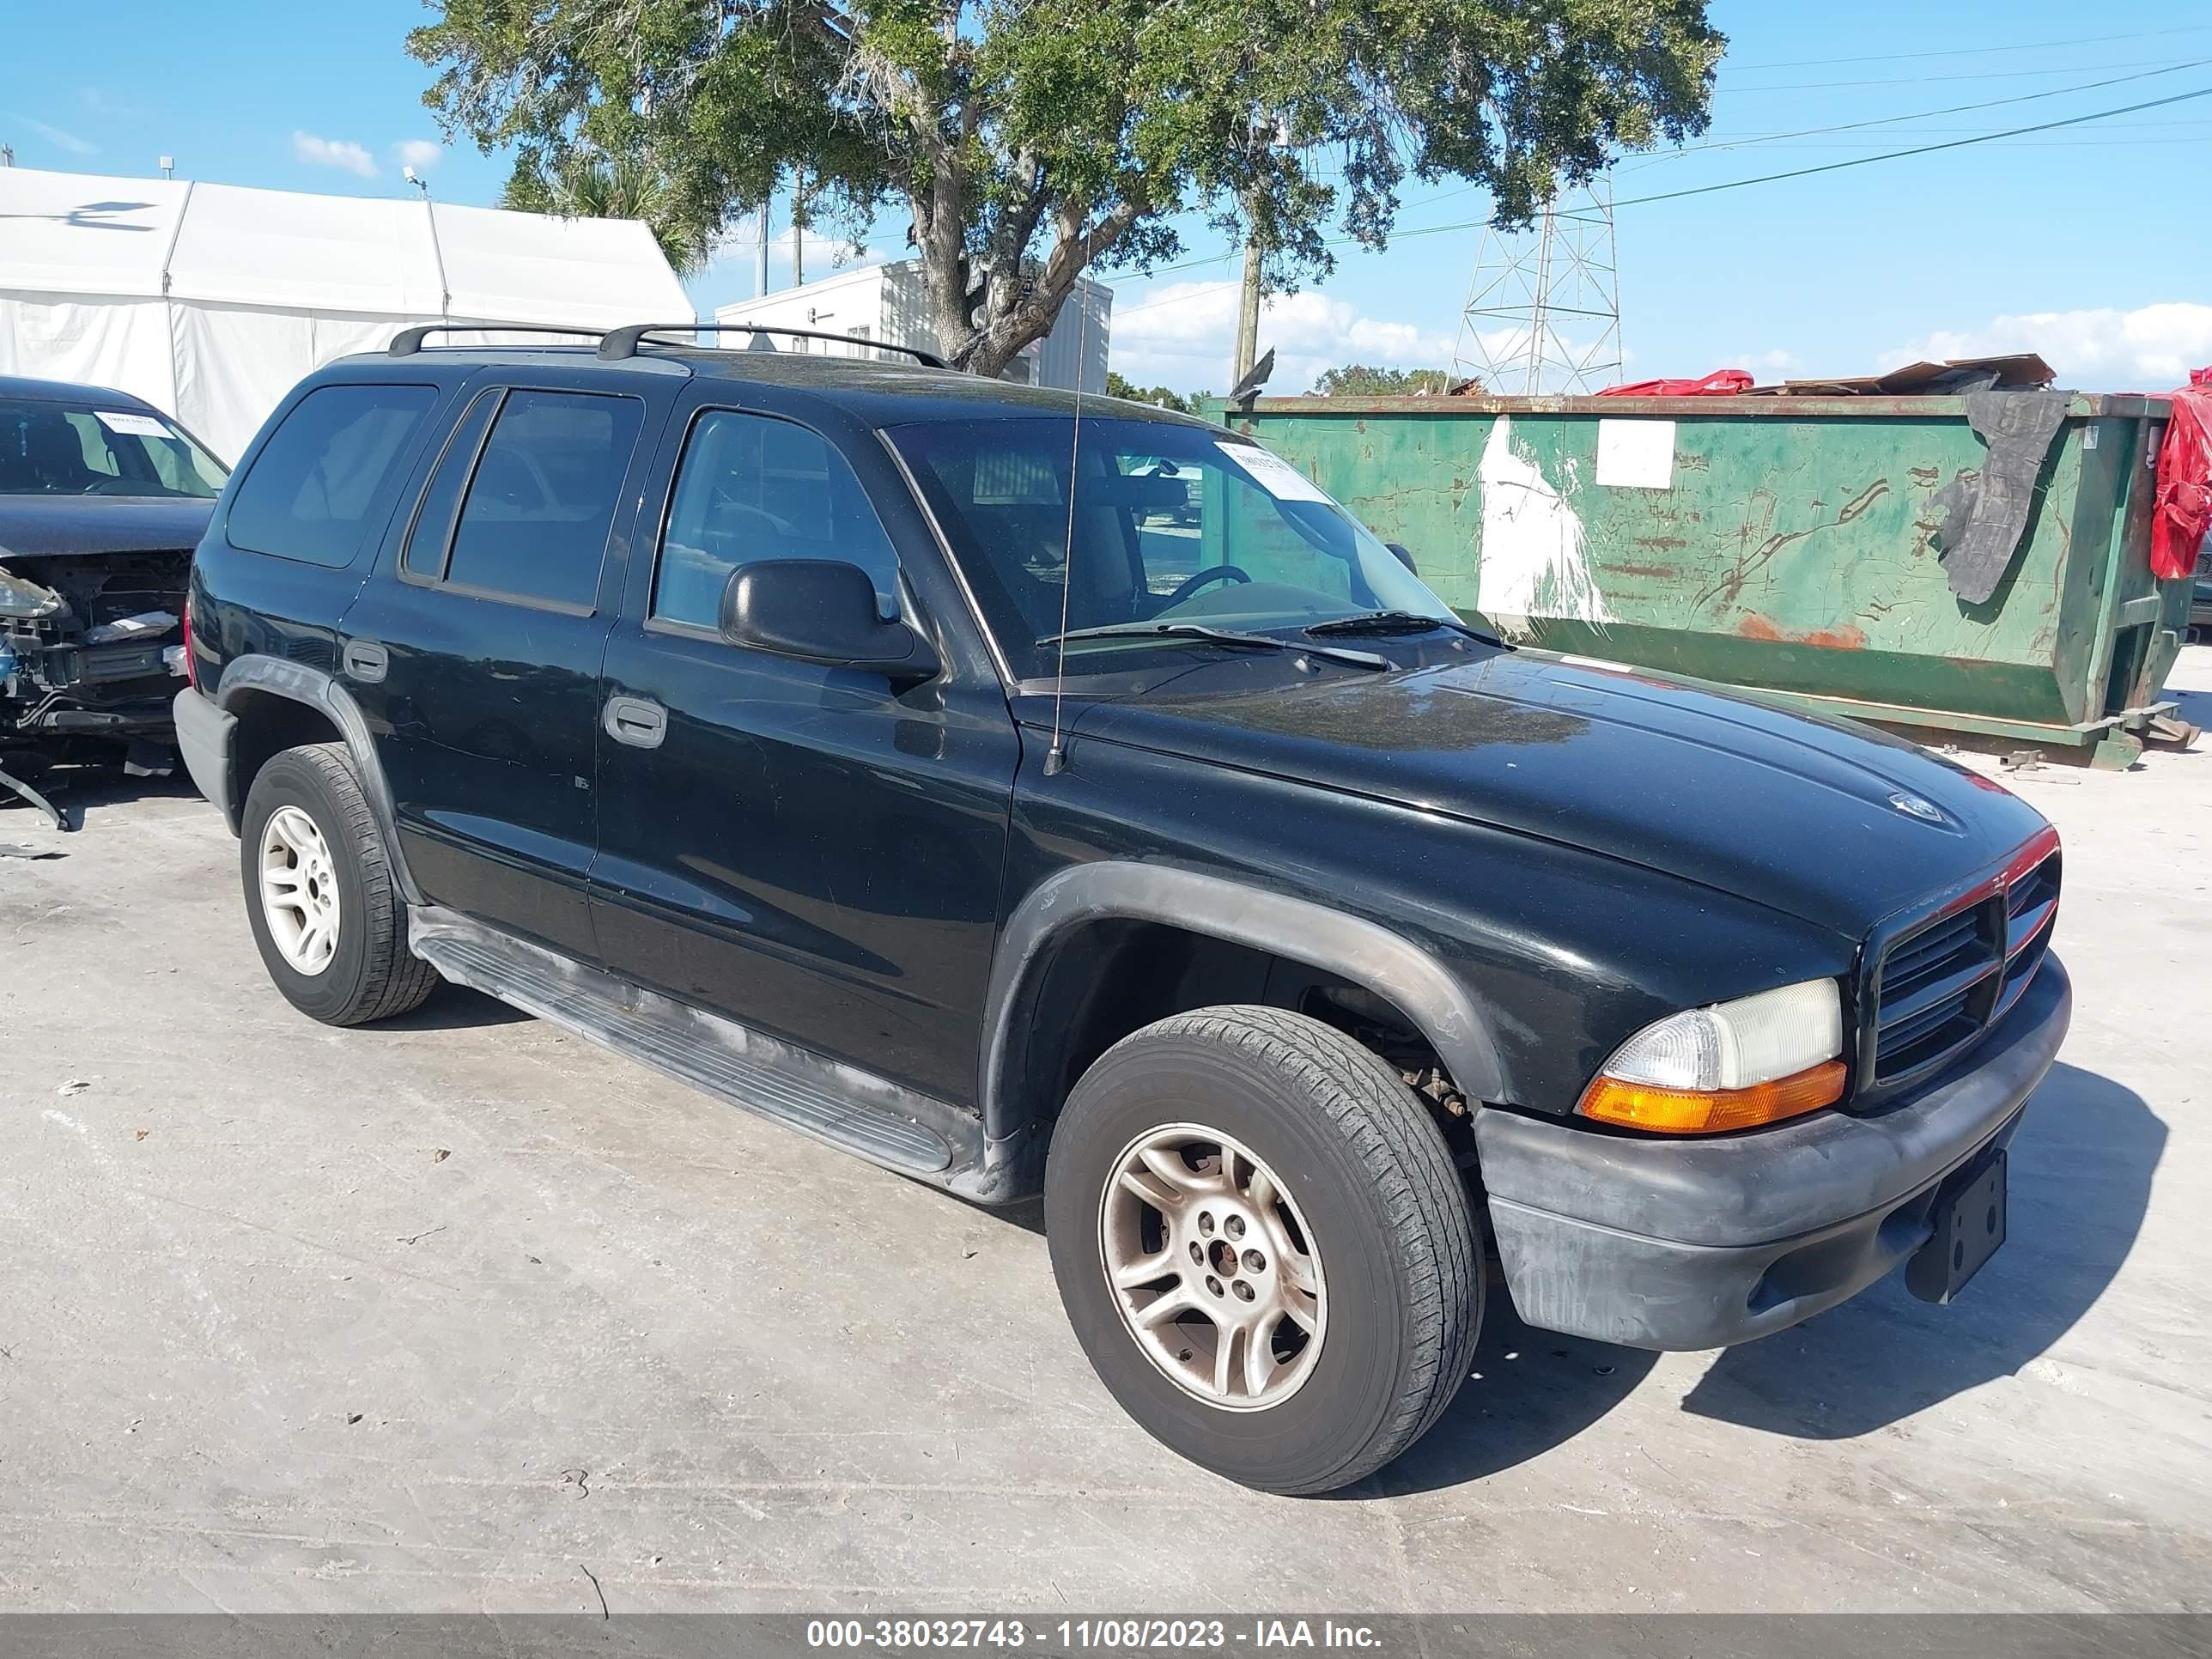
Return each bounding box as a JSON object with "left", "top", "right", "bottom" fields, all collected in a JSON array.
[{"left": 1043, "top": 289, "right": 1090, "bottom": 777}]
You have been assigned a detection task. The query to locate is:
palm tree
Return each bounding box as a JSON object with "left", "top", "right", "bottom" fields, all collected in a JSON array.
[{"left": 501, "top": 149, "right": 719, "bottom": 276}]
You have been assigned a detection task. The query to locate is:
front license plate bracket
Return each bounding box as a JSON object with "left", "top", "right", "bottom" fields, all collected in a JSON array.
[{"left": 1906, "top": 1146, "right": 2007, "bottom": 1305}]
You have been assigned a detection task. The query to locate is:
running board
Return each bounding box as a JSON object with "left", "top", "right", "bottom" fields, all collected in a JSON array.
[{"left": 408, "top": 907, "right": 1006, "bottom": 1195}]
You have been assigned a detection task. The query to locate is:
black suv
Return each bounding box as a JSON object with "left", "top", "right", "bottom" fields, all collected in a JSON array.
[{"left": 174, "top": 327, "right": 2070, "bottom": 1494}]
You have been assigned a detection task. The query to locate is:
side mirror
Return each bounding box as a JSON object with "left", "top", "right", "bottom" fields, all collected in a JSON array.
[
  {"left": 720, "top": 559, "right": 939, "bottom": 684},
  {"left": 1386, "top": 542, "right": 1418, "bottom": 574}
]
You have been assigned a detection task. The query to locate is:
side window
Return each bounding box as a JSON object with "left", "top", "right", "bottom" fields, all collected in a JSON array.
[
  {"left": 227, "top": 384, "right": 438, "bottom": 567},
  {"left": 441, "top": 390, "right": 644, "bottom": 609},
  {"left": 653, "top": 410, "right": 902, "bottom": 630},
  {"left": 401, "top": 388, "right": 501, "bottom": 579}
]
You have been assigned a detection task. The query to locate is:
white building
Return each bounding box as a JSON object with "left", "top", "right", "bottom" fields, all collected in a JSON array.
[
  {"left": 0, "top": 165, "right": 691, "bottom": 461},
  {"left": 714, "top": 259, "right": 1110, "bottom": 394}
]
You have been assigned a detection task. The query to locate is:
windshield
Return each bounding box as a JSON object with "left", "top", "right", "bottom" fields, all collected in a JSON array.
[
  {"left": 888, "top": 416, "right": 1454, "bottom": 680},
  {"left": 0, "top": 398, "right": 228, "bottom": 499}
]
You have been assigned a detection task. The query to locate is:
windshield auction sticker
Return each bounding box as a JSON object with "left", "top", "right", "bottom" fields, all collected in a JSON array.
[
  {"left": 1217, "top": 441, "right": 1332, "bottom": 503},
  {"left": 94, "top": 410, "right": 173, "bottom": 438}
]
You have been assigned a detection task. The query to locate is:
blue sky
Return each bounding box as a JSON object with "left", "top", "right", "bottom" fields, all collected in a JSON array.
[{"left": 6, "top": 2, "right": 2209, "bottom": 396}]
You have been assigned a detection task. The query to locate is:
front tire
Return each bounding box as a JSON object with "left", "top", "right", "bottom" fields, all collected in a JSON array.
[
  {"left": 240, "top": 743, "right": 438, "bottom": 1026},
  {"left": 1045, "top": 1006, "right": 1482, "bottom": 1494}
]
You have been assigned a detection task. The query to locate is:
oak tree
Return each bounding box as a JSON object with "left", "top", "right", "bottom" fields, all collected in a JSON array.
[{"left": 412, "top": 0, "right": 1720, "bottom": 377}]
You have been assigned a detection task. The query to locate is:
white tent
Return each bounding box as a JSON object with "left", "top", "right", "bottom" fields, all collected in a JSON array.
[{"left": 0, "top": 166, "right": 693, "bottom": 461}]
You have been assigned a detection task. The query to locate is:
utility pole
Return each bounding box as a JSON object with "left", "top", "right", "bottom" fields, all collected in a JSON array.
[
  {"left": 756, "top": 202, "right": 771, "bottom": 299},
  {"left": 791, "top": 176, "right": 805, "bottom": 289},
  {"left": 1233, "top": 228, "right": 1263, "bottom": 386},
  {"left": 1232, "top": 123, "right": 1279, "bottom": 385}
]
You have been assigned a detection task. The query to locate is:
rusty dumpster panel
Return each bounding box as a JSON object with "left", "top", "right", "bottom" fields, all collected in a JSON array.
[{"left": 1218, "top": 393, "right": 2184, "bottom": 750}]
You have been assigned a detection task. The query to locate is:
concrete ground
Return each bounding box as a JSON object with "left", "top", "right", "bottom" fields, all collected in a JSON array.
[{"left": 2, "top": 651, "right": 2208, "bottom": 1616}]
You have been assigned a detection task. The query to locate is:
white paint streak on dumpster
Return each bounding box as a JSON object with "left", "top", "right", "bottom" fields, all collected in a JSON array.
[{"left": 1476, "top": 415, "right": 1613, "bottom": 638}]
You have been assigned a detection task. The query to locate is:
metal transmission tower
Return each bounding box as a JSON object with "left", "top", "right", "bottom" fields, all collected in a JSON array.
[{"left": 1453, "top": 177, "right": 1622, "bottom": 395}]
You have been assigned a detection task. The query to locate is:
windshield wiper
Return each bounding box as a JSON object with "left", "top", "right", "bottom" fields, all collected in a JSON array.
[
  {"left": 1304, "top": 611, "right": 1508, "bottom": 647},
  {"left": 1036, "top": 622, "right": 1388, "bottom": 670}
]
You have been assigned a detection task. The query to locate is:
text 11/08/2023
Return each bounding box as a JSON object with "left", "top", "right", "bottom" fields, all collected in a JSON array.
[{"left": 805, "top": 1619, "right": 1384, "bottom": 1650}]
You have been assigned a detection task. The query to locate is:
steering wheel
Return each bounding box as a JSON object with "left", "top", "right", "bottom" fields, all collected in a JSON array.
[{"left": 1159, "top": 564, "right": 1253, "bottom": 608}]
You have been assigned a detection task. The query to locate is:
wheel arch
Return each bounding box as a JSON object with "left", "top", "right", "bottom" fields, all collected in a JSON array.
[
  {"left": 214, "top": 653, "right": 422, "bottom": 906},
  {"left": 981, "top": 862, "right": 1507, "bottom": 1146}
]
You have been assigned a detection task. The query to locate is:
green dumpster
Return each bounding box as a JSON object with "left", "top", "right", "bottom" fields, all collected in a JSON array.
[{"left": 1211, "top": 392, "right": 2191, "bottom": 766}]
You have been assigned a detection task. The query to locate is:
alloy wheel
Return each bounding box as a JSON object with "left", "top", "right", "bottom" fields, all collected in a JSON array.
[
  {"left": 1098, "top": 1122, "right": 1327, "bottom": 1411},
  {"left": 258, "top": 805, "right": 341, "bottom": 975}
]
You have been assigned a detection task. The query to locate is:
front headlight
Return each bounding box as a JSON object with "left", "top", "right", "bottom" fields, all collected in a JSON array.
[
  {"left": 1577, "top": 979, "right": 1846, "bottom": 1133},
  {"left": 0, "top": 568, "right": 66, "bottom": 621}
]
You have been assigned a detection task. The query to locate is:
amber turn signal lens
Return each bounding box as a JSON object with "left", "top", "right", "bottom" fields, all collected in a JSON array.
[{"left": 1577, "top": 1058, "right": 1848, "bottom": 1134}]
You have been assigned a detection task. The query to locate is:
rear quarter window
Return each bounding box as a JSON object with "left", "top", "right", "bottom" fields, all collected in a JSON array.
[{"left": 226, "top": 383, "right": 438, "bottom": 567}]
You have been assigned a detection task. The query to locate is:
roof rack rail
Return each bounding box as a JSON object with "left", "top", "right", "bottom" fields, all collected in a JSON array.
[
  {"left": 597, "top": 321, "right": 949, "bottom": 369},
  {"left": 387, "top": 323, "right": 610, "bottom": 357}
]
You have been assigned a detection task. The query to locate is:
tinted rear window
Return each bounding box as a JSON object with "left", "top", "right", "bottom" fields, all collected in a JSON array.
[
  {"left": 227, "top": 384, "right": 437, "bottom": 567},
  {"left": 401, "top": 388, "right": 501, "bottom": 579},
  {"left": 441, "top": 390, "right": 642, "bottom": 609}
]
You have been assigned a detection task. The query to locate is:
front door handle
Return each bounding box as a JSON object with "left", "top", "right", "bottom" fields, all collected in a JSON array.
[
  {"left": 342, "top": 639, "right": 388, "bottom": 683},
  {"left": 603, "top": 695, "right": 667, "bottom": 750}
]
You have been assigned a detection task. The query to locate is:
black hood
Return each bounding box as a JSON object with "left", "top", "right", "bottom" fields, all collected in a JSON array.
[
  {"left": 0, "top": 495, "right": 214, "bottom": 559},
  {"left": 1066, "top": 649, "right": 2052, "bottom": 939}
]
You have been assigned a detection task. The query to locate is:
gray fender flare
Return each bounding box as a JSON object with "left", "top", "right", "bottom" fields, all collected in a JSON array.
[
  {"left": 980, "top": 860, "right": 1507, "bottom": 1141},
  {"left": 214, "top": 653, "right": 422, "bottom": 907}
]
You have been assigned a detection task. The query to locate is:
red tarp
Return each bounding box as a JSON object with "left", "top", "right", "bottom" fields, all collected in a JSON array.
[
  {"left": 1595, "top": 369, "right": 1753, "bottom": 398},
  {"left": 2152, "top": 367, "right": 2212, "bottom": 582}
]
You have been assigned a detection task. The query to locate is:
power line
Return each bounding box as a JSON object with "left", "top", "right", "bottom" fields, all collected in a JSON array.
[
  {"left": 1724, "top": 22, "right": 2212, "bottom": 73},
  {"left": 1404, "top": 58, "right": 2212, "bottom": 209},
  {"left": 1109, "top": 82, "right": 2212, "bottom": 317},
  {"left": 1720, "top": 56, "right": 2179, "bottom": 94},
  {"left": 1597, "top": 82, "right": 2212, "bottom": 210},
  {"left": 1650, "top": 134, "right": 2208, "bottom": 150},
  {"left": 1694, "top": 119, "right": 2212, "bottom": 137},
  {"left": 1634, "top": 57, "right": 2212, "bottom": 164}
]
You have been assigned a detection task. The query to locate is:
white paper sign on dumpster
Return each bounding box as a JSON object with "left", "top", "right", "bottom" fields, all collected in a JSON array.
[{"left": 1595, "top": 419, "right": 1675, "bottom": 489}]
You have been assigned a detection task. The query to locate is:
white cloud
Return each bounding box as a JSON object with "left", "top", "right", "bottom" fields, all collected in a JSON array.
[
  {"left": 1110, "top": 279, "right": 1456, "bottom": 395},
  {"left": 1882, "top": 303, "right": 2212, "bottom": 392},
  {"left": 1452, "top": 325, "right": 1626, "bottom": 392},
  {"left": 708, "top": 218, "right": 889, "bottom": 287},
  {"left": 292, "top": 131, "right": 377, "bottom": 179},
  {"left": 79, "top": 87, "right": 135, "bottom": 119},
  {"left": 392, "top": 139, "right": 443, "bottom": 172},
  {"left": 9, "top": 114, "right": 98, "bottom": 156}
]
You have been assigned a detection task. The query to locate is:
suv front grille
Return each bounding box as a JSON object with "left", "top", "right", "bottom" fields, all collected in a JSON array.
[
  {"left": 1870, "top": 842, "right": 2060, "bottom": 1084},
  {"left": 1998, "top": 853, "right": 2060, "bottom": 1016}
]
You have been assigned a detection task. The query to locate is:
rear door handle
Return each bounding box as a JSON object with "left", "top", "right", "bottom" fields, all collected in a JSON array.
[
  {"left": 603, "top": 695, "right": 667, "bottom": 749},
  {"left": 342, "top": 639, "right": 388, "bottom": 683}
]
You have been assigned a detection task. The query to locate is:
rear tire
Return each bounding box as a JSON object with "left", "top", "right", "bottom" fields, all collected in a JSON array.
[
  {"left": 1045, "top": 1006, "right": 1482, "bottom": 1494},
  {"left": 240, "top": 742, "right": 438, "bottom": 1026}
]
